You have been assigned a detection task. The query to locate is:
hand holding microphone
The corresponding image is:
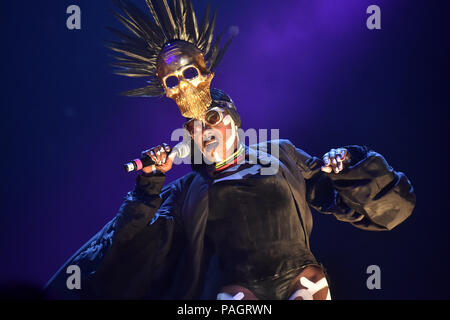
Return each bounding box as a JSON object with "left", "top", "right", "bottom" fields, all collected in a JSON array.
[{"left": 124, "top": 141, "right": 190, "bottom": 174}]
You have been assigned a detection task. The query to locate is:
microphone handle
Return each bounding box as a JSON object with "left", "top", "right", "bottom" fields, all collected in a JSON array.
[
  {"left": 124, "top": 156, "right": 156, "bottom": 173},
  {"left": 124, "top": 147, "right": 181, "bottom": 173}
]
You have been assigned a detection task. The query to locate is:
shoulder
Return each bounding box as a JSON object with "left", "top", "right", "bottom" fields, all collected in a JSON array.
[
  {"left": 249, "top": 139, "right": 310, "bottom": 158},
  {"left": 248, "top": 139, "right": 295, "bottom": 151}
]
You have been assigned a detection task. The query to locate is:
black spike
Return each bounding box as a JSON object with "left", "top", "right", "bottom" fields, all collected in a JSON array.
[
  {"left": 210, "top": 34, "right": 234, "bottom": 71},
  {"left": 198, "top": 2, "right": 211, "bottom": 47},
  {"left": 108, "top": 0, "right": 232, "bottom": 98},
  {"left": 204, "top": 28, "right": 225, "bottom": 64},
  {"left": 108, "top": 42, "right": 155, "bottom": 63},
  {"left": 107, "top": 26, "right": 147, "bottom": 48},
  {"left": 113, "top": 61, "right": 155, "bottom": 72},
  {"left": 115, "top": 0, "right": 165, "bottom": 45},
  {"left": 145, "top": 0, "right": 168, "bottom": 39},
  {"left": 174, "top": 0, "right": 186, "bottom": 39},
  {"left": 202, "top": 9, "right": 217, "bottom": 54},
  {"left": 185, "top": 0, "right": 199, "bottom": 42},
  {"left": 115, "top": 70, "right": 152, "bottom": 77},
  {"left": 113, "top": 12, "right": 146, "bottom": 40},
  {"left": 122, "top": 84, "right": 164, "bottom": 97},
  {"left": 153, "top": 0, "right": 177, "bottom": 39}
]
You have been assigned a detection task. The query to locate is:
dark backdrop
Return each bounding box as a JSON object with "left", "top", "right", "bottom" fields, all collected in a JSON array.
[{"left": 1, "top": 0, "right": 449, "bottom": 299}]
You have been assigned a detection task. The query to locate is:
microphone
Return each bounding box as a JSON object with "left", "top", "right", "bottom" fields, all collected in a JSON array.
[{"left": 124, "top": 141, "right": 190, "bottom": 173}]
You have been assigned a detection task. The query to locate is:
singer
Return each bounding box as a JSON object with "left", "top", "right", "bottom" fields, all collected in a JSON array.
[{"left": 45, "top": 0, "right": 415, "bottom": 300}]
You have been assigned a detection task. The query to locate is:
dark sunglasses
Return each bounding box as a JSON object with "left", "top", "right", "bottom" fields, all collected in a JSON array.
[{"left": 183, "top": 107, "right": 225, "bottom": 135}]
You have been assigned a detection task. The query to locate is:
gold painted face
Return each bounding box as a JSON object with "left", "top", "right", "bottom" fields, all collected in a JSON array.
[{"left": 157, "top": 41, "right": 214, "bottom": 120}]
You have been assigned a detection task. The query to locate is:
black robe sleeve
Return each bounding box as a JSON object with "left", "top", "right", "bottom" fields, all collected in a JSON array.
[
  {"left": 280, "top": 140, "right": 415, "bottom": 231},
  {"left": 45, "top": 172, "right": 186, "bottom": 299}
]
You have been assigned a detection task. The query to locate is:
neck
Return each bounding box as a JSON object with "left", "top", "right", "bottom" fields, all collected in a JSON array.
[{"left": 215, "top": 143, "right": 245, "bottom": 172}]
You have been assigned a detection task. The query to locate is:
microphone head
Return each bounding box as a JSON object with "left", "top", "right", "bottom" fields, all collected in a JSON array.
[{"left": 174, "top": 141, "right": 191, "bottom": 158}]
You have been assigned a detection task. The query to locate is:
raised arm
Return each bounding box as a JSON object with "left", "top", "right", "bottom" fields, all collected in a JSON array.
[{"left": 280, "top": 140, "right": 416, "bottom": 231}]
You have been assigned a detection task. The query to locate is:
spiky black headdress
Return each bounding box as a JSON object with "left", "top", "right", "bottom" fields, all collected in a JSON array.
[{"left": 108, "top": 0, "right": 234, "bottom": 97}]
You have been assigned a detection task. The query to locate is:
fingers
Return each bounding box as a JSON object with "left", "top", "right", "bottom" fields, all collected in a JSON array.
[
  {"left": 321, "top": 165, "right": 333, "bottom": 173},
  {"left": 336, "top": 148, "right": 347, "bottom": 162},
  {"left": 142, "top": 143, "right": 175, "bottom": 174},
  {"left": 321, "top": 148, "right": 349, "bottom": 174},
  {"left": 161, "top": 143, "right": 172, "bottom": 164},
  {"left": 329, "top": 149, "right": 336, "bottom": 167},
  {"left": 150, "top": 145, "right": 166, "bottom": 165},
  {"left": 142, "top": 148, "right": 158, "bottom": 163},
  {"left": 141, "top": 145, "right": 167, "bottom": 165},
  {"left": 323, "top": 153, "right": 330, "bottom": 166}
]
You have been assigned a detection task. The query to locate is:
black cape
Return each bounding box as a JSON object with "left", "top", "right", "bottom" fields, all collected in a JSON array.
[{"left": 45, "top": 140, "right": 415, "bottom": 299}]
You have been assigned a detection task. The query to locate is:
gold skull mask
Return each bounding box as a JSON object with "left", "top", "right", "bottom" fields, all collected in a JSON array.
[{"left": 157, "top": 41, "right": 214, "bottom": 120}]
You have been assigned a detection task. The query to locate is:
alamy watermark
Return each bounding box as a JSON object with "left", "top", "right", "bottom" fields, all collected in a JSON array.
[
  {"left": 366, "top": 5, "right": 381, "bottom": 30},
  {"left": 169, "top": 126, "right": 280, "bottom": 176},
  {"left": 66, "top": 5, "right": 81, "bottom": 30},
  {"left": 66, "top": 264, "right": 81, "bottom": 290},
  {"left": 366, "top": 264, "right": 381, "bottom": 290},
  {"left": 65, "top": 5, "right": 382, "bottom": 32}
]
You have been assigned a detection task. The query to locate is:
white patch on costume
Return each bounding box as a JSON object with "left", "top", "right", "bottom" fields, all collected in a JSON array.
[
  {"left": 213, "top": 164, "right": 262, "bottom": 183},
  {"left": 217, "top": 292, "right": 245, "bottom": 300},
  {"left": 289, "top": 277, "right": 331, "bottom": 300}
]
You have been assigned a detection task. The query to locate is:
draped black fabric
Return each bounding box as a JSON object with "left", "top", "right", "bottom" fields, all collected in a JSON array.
[
  {"left": 44, "top": 140, "right": 415, "bottom": 299},
  {"left": 206, "top": 146, "right": 317, "bottom": 286}
]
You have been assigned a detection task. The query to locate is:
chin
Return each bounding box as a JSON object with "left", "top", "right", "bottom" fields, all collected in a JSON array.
[{"left": 203, "top": 146, "right": 225, "bottom": 163}]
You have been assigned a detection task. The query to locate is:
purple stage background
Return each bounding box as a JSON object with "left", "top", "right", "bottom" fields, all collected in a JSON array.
[{"left": 1, "top": 0, "right": 449, "bottom": 299}]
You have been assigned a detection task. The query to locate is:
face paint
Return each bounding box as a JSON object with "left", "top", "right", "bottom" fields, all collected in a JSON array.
[
  {"left": 212, "top": 149, "right": 222, "bottom": 163},
  {"left": 190, "top": 111, "right": 239, "bottom": 164},
  {"left": 157, "top": 40, "right": 214, "bottom": 120},
  {"left": 223, "top": 115, "right": 237, "bottom": 150}
]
